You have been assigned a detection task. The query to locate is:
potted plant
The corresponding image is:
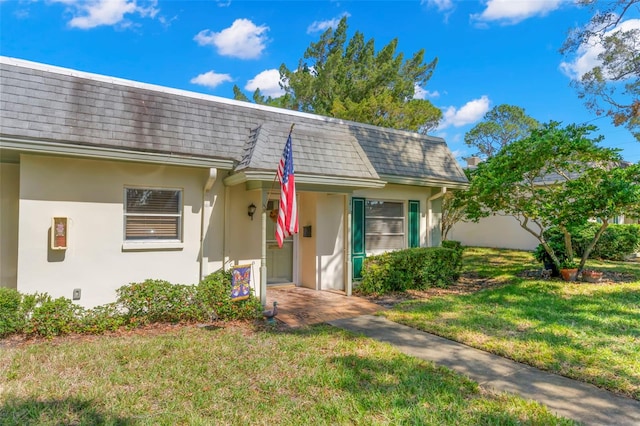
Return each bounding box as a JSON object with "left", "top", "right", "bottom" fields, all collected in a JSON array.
[
  {"left": 581, "top": 269, "right": 603, "bottom": 283},
  {"left": 559, "top": 260, "right": 579, "bottom": 282}
]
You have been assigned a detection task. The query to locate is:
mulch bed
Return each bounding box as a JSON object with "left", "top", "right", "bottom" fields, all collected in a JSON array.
[{"left": 361, "top": 267, "right": 638, "bottom": 309}]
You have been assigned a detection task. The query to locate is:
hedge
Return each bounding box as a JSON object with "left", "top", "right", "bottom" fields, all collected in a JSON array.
[{"left": 358, "top": 244, "right": 464, "bottom": 295}]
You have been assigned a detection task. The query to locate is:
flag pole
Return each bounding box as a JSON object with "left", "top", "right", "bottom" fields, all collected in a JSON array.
[{"left": 264, "top": 124, "right": 295, "bottom": 210}]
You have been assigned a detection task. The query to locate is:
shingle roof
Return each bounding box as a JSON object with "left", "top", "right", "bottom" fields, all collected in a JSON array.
[{"left": 0, "top": 56, "right": 467, "bottom": 187}]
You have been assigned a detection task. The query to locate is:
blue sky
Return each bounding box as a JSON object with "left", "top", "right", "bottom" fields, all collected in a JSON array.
[{"left": 1, "top": 0, "right": 638, "bottom": 163}]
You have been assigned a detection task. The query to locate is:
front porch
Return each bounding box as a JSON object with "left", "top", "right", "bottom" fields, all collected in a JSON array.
[{"left": 265, "top": 286, "right": 385, "bottom": 327}]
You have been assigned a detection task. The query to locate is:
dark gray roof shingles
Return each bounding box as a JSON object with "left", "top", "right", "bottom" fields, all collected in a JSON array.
[{"left": 0, "top": 57, "right": 467, "bottom": 185}]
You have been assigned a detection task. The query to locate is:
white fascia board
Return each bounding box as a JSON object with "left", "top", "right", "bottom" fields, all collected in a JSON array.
[
  {"left": 380, "top": 174, "right": 469, "bottom": 189},
  {"left": 224, "top": 170, "right": 386, "bottom": 189},
  {"left": 1, "top": 137, "right": 234, "bottom": 169}
]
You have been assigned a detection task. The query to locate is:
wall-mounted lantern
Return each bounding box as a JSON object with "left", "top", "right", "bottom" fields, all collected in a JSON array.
[{"left": 248, "top": 203, "right": 257, "bottom": 220}]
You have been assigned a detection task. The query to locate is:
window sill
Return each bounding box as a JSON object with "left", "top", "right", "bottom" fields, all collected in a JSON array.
[{"left": 122, "top": 241, "right": 184, "bottom": 251}]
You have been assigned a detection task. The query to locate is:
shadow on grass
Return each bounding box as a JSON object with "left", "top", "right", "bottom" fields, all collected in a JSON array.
[
  {"left": 0, "top": 397, "right": 135, "bottom": 426},
  {"left": 326, "top": 353, "right": 573, "bottom": 425}
]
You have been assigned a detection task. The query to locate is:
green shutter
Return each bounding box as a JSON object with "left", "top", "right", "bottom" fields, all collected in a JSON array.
[
  {"left": 352, "top": 197, "right": 366, "bottom": 280},
  {"left": 408, "top": 200, "right": 420, "bottom": 248}
]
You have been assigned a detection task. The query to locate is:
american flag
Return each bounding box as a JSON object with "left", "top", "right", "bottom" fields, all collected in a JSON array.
[{"left": 276, "top": 133, "right": 298, "bottom": 248}]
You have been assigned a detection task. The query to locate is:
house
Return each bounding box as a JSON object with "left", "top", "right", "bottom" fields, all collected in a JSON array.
[
  {"left": 449, "top": 158, "right": 638, "bottom": 251},
  {"left": 0, "top": 57, "right": 468, "bottom": 308}
]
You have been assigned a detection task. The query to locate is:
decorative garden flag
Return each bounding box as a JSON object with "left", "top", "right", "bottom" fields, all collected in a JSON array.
[{"left": 276, "top": 133, "right": 298, "bottom": 247}]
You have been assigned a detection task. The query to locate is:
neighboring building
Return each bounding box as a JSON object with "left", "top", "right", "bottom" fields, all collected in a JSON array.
[
  {"left": 450, "top": 158, "right": 637, "bottom": 251},
  {"left": 0, "top": 57, "right": 468, "bottom": 307}
]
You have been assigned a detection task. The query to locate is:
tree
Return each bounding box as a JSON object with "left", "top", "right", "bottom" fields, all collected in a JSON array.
[
  {"left": 464, "top": 104, "right": 540, "bottom": 159},
  {"left": 562, "top": 0, "right": 640, "bottom": 141},
  {"left": 441, "top": 190, "right": 468, "bottom": 241},
  {"left": 465, "top": 121, "right": 640, "bottom": 274},
  {"left": 234, "top": 17, "right": 442, "bottom": 133}
]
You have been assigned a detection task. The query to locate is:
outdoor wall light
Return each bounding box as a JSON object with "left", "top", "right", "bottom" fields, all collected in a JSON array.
[{"left": 248, "top": 203, "right": 257, "bottom": 220}]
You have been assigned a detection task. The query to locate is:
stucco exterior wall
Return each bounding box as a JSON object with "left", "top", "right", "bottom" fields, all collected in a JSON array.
[
  {"left": 224, "top": 184, "right": 264, "bottom": 299},
  {"left": 450, "top": 215, "right": 539, "bottom": 251},
  {"left": 16, "top": 155, "right": 218, "bottom": 308},
  {"left": 1, "top": 163, "right": 19, "bottom": 288},
  {"left": 316, "top": 194, "right": 345, "bottom": 291},
  {"left": 298, "top": 192, "right": 317, "bottom": 290}
]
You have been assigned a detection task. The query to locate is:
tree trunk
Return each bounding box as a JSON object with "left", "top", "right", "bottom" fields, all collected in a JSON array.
[{"left": 578, "top": 220, "right": 609, "bottom": 274}]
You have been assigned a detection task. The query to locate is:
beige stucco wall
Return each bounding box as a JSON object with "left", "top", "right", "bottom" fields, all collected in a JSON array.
[
  {"left": 316, "top": 194, "right": 345, "bottom": 291},
  {"left": 1, "top": 163, "right": 19, "bottom": 288},
  {"left": 16, "top": 155, "right": 223, "bottom": 308},
  {"left": 222, "top": 184, "right": 263, "bottom": 299},
  {"left": 298, "top": 192, "right": 317, "bottom": 289},
  {"left": 450, "top": 215, "right": 539, "bottom": 251}
]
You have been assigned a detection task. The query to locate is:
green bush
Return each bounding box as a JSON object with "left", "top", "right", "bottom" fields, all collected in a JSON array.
[
  {"left": 0, "top": 288, "right": 24, "bottom": 337},
  {"left": 25, "top": 296, "right": 84, "bottom": 338},
  {"left": 440, "top": 240, "right": 464, "bottom": 277},
  {"left": 116, "top": 279, "right": 204, "bottom": 326},
  {"left": 359, "top": 246, "right": 464, "bottom": 295},
  {"left": 589, "top": 224, "right": 640, "bottom": 261},
  {"left": 80, "top": 303, "right": 126, "bottom": 334},
  {"left": 543, "top": 223, "right": 640, "bottom": 262},
  {"left": 197, "top": 270, "right": 262, "bottom": 321},
  {"left": 418, "top": 248, "right": 463, "bottom": 288}
]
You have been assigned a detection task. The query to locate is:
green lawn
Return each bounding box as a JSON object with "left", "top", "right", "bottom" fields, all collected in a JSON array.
[
  {"left": 0, "top": 324, "right": 574, "bottom": 425},
  {"left": 383, "top": 247, "right": 640, "bottom": 400}
]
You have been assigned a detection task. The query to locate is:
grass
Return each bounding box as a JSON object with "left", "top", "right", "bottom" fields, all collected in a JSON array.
[
  {"left": 0, "top": 323, "right": 574, "bottom": 425},
  {"left": 383, "top": 247, "right": 640, "bottom": 400}
]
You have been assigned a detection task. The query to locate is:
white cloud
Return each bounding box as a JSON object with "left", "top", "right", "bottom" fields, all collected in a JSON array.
[
  {"left": 51, "top": 0, "right": 159, "bottom": 29},
  {"left": 560, "top": 18, "right": 640, "bottom": 81},
  {"left": 438, "top": 96, "right": 490, "bottom": 130},
  {"left": 190, "top": 71, "right": 233, "bottom": 89},
  {"left": 422, "top": 0, "right": 454, "bottom": 13},
  {"left": 471, "top": 0, "right": 565, "bottom": 25},
  {"left": 307, "top": 12, "right": 350, "bottom": 34},
  {"left": 414, "top": 84, "right": 440, "bottom": 100},
  {"left": 194, "top": 19, "right": 269, "bottom": 59},
  {"left": 245, "top": 69, "right": 286, "bottom": 98}
]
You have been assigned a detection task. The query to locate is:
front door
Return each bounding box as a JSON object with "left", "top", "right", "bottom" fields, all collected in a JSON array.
[{"left": 266, "top": 201, "right": 293, "bottom": 285}]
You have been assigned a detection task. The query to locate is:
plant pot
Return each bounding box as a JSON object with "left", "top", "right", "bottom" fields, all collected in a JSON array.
[
  {"left": 582, "top": 270, "right": 603, "bottom": 283},
  {"left": 560, "top": 268, "right": 578, "bottom": 282}
]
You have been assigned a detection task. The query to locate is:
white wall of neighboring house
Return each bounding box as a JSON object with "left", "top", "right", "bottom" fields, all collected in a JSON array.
[
  {"left": 450, "top": 215, "right": 540, "bottom": 251},
  {"left": 0, "top": 162, "right": 19, "bottom": 289},
  {"left": 16, "top": 154, "right": 217, "bottom": 308}
]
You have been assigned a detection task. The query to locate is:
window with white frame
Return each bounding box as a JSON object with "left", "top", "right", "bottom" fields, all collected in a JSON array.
[
  {"left": 124, "top": 188, "right": 182, "bottom": 240},
  {"left": 365, "top": 200, "right": 404, "bottom": 251}
]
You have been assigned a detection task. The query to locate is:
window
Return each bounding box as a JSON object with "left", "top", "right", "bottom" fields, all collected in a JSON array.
[
  {"left": 124, "top": 188, "right": 182, "bottom": 240},
  {"left": 365, "top": 200, "right": 404, "bottom": 251}
]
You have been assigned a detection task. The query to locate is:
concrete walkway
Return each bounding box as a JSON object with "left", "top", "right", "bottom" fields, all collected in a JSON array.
[{"left": 329, "top": 315, "right": 640, "bottom": 426}]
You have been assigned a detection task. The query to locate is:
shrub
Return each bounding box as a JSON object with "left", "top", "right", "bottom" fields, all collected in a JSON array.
[
  {"left": 589, "top": 224, "right": 640, "bottom": 261},
  {"left": 0, "top": 288, "right": 23, "bottom": 337},
  {"left": 197, "top": 270, "right": 262, "bottom": 321},
  {"left": 359, "top": 252, "right": 407, "bottom": 294},
  {"left": 80, "top": 303, "right": 126, "bottom": 334},
  {"left": 359, "top": 246, "right": 464, "bottom": 295},
  {"left": 418, "top": 248, "right": 463, "bottom": 288},
  {"left": 542, "top": 223, "right": 640, "bottom": 262},
  {"left": 25, "top": 296, "right": 84, "bottom": 338},
  {"left": 116, "top": 279, "right": 204, "bottom": 326}
]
